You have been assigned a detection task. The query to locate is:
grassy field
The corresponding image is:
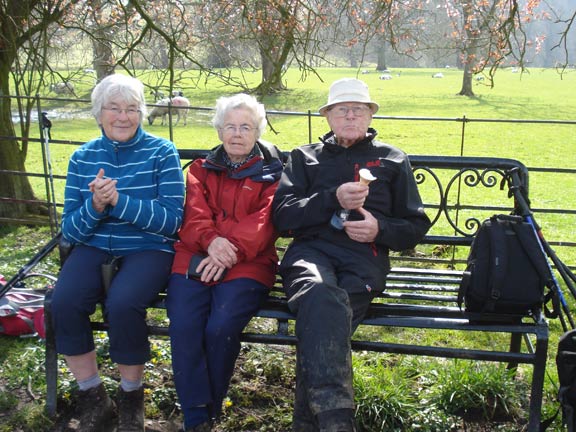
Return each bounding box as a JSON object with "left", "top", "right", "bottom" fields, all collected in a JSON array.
[{"left": 1, "top": 66, "right": 576, "bottom": 431}]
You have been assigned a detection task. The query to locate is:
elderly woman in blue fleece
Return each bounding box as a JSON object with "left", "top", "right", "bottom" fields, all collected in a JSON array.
[{"left": 50, "top": 74, "right": 185, "bottom": 432}]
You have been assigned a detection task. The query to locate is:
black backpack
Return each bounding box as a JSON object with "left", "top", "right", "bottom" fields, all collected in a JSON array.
[{"left": 458, "top": 214, "right": 556, "bottom": 316}]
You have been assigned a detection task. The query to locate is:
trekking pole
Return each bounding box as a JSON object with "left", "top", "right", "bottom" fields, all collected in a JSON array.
[
  {"left": 508, "top": 170, "right": 576, "bottom": 301},
  {"left": 506, "top": 168, "right": 576, "bottom": 330},
  {"left": 41, "top": 111, "right": 59, "bottom": 236},
  {"left": 559, "top": 262, "right": 576, "bottom": 291},
  {"left": 0, "top": 232, "right": 62, "bottom": 300},
  {"left": 513, "top": 203, "right": 575, "bottom": 330}
]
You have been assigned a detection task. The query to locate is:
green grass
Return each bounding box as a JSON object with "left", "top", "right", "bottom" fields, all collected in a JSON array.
[
  {"left": 0, "top": 226, "right": 60, "bottom": 288},
  {"left": 429, "top": 360, "right": 523, "bottom": 421},
  {"left": 353, "top": 356, "right": 421, "bottom": 430},
  {"left": 352, "top": 354, "right": 529, "bottom": 431},
  {"left": 0, "top": 336, "right": 53, "bottom": 431}
]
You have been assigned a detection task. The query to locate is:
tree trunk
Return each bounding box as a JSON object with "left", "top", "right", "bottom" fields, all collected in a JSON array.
[
  {"left": 153, "top": 42, "right": 170, "bottom": 69},
  {"left": 92, "top": 29, "right": 115, "bottom": 82},
  {"left": 256, "top": 27, "right": 292, "bottom": 95},
  {"left": 0, "top": 1, "right": 69, "bottom": 222},
  {"left": 259, "top": 48, "right": 286, "bottom": 94},
  {"left": 458, "top": 62, "right": 475, "bottom": 96},
  {"left": 253, "top": 1, "right": 297, "bottom": 96},
  {"left": 206, "top": 43, "right": 232, "bottom": 69},
  {"left": 0, "top": 54, "right": 41, "bottom": 220},
  {"left": 376, "top": 39, "right": 387, "bottom": 71},
  {"left": 349, "top": 50, "right": 358, "bottom": 68},
  {"left": 457, "top": 2, "right": 476, "bottom": 97}
]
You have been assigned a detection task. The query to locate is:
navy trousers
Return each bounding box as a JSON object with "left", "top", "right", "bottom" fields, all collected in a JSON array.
[
  {"left": 51, "top": 245, "right": 173, "bottom": 365},
  {"left": 166, "top": 273, "right": 268, "bottom": 424}
]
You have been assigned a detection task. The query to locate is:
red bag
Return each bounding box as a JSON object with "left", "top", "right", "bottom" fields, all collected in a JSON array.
[{"left": 0, "top": 276, "right": 46, "bottom": 338}]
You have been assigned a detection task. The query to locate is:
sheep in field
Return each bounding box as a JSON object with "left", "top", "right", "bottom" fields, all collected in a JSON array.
[
  {"left": 148, "top": 96, "right": 190, "bottom": 126},
  {"left": 50, "top": 82, "right": 75, "bottom": 96}
]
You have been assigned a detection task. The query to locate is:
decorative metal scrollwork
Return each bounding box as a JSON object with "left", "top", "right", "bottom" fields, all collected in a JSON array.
[
  {"left": 412, "top": 165, "right": 513, "bottom": 237},
  {"left": 412, "top": 167, "right": 443, "bottom": 226}
]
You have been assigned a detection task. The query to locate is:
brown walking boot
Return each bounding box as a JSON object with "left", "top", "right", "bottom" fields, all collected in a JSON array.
[
  {"left": 70, "top": 383, "right": 116, "bottom": 432},
  {"left": 117, "top": 386, "right": 145, "bottom": 431}
]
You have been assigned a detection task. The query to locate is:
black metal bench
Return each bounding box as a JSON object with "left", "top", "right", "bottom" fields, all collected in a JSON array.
[{"left": 44, "top": 151, "right": 548, "bottom": 431}]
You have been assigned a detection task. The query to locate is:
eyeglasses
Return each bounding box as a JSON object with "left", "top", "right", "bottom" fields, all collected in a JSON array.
[
  {"left": 102, "top": 107, "right": 141, "bottom": 116},
  {"left": 221, "top": 125, "right": 256, "bottom": 135},
  {"left": 330, "top": 105, "right": 371, "bottom": 118}
]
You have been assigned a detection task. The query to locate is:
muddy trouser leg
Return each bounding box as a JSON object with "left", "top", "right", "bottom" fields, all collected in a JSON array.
[
  {"left": 293, "top": 346, "right": 317, "bottom": 431},
  {"left": 281, "top": 248, "right": 375, "bottom": 429}
]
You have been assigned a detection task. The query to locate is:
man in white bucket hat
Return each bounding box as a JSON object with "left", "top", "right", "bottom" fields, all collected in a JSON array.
[
  {"left": 273, "top": 78, "right": 431, "bottom": 431},
  {"left": 318, "top": 77, "right": 379, "bottom": 117}
]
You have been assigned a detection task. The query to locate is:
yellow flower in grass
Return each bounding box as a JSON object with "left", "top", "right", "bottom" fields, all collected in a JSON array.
[{"left": 224, "top": 398, "right": 233, "bottom": 408}]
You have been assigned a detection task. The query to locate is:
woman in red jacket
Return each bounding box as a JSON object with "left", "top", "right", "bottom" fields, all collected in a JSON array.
[{"left": 167, "top": 93, "right": 285, "bottom": 432}]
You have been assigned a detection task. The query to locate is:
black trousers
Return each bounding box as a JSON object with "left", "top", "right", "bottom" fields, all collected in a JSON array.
[{"left": 279, "top": 239, "right": 379, "bottom": 426}]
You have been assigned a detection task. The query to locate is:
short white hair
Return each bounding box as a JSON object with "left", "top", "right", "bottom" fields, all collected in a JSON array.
[
  {"left": 91, "top": 74, "right": 148, "bottom": 124},
  {"left": 212, "top": 93, "right": 267, "bottom": 139}
]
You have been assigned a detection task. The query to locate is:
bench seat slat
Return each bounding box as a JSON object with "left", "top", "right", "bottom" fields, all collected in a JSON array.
[
  {"left": 384, "top": 284, "right": 459, "bottom": 292},
  {"left": 381, "top": 292, "right": 459, "bottom": 302}
]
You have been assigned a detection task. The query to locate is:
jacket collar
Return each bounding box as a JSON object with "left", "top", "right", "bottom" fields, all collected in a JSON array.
[
  {"left": 320, "top": 127, "right": 378, "bottom": 150},
  {"left": 203, "top": 141, "right": 283, "bottom": 182},
  {"left": 100, "top": 125, "right": 146, "bottom": 149}
]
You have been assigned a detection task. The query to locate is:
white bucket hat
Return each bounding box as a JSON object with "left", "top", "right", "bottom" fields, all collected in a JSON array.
[{"left": 318, "top": 78, "right": 379, "bottom": 116}]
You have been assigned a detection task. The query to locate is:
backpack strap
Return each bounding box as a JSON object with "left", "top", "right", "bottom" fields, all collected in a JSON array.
[
  {"left": 508, "top": 221, "right": 551, "bottom": 283},
  {"left": 507, "top": 219, "right": 561, "bottom": 318},
  {"left": 488, "top": 216, "right": 508, "bottom": 305}
]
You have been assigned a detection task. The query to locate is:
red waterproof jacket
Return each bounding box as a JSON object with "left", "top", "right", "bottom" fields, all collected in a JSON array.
[{"left": 172, "top": 141, "right": 285, "bottom": 287}]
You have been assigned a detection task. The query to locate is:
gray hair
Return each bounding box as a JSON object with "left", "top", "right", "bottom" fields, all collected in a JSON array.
[
  {"left": 212, "top": 93, "right": 267, "bottom": 139},
  {"left": 91, "top": 74, "right": 148, "bottom": 124}
]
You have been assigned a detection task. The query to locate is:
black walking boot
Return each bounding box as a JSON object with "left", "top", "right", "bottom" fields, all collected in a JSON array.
[
  {"left": 117, "top": 386, "right": 145, "bottom": 431},
  {"left": 317, "top": 408, "right": 357, "bottom": 432},
  {"left": 182, "top": 421, "right": 212, "bottom": 432}
]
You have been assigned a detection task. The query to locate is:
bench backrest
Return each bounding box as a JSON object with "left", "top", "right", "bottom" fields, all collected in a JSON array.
[{"left": 179, "top": 150, "right": 529, "bottom": 268}]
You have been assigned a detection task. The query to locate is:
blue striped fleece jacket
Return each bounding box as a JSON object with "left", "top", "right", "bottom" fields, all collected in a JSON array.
[{"left": 61, "top": 126, "right": 185, "bottom": 255}]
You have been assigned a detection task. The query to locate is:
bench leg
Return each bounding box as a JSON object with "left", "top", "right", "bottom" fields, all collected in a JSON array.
[
  {"left": 44, "top": 291, "right": 58, "bottom": 417},
  {"left": 526, "top": 328, "right": 548, "bottom": 431},
  {"left": 507, "top": 332, "right": 522, "bottom": 373}
]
